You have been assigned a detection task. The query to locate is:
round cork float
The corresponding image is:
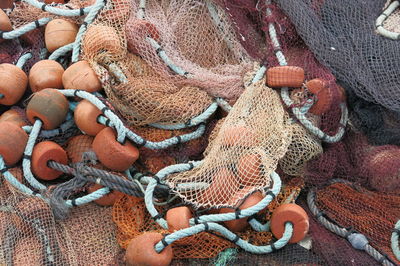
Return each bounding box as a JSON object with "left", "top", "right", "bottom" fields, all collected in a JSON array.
[
  {"left": 92, "top": 127, "right": 139, "bottom": 171},
  {"left": 29, "top": 60, "right": 64, "bottom": 92},
  {"left": 26, "top": 88, "right": 69, "bottom": 130},
  {"left": 220, "top": 191, "right": 264, "bottom": 232},
  {"left": 45, "top": 19, "right": 78, "bottom": 53},
  {"left": 74, "top": 100, "right": 106, "bottom": 136},
  {"left": 83, "top": 25, "right": 124, "bottom": 60},
  {"left": 0, "top": 10, "right": 12, "bottom": 43},
  {"left": 0, "top": 64, "right": 28, "bottom": 105},
  {"left": 221, "top": 126, "right": 257, "bottom": 147},
  {"left": 0, "top": 109, "right": 28, "bottom": 128},
  {"left": 125, "top": 232, "right": 173, "bottom": 266},
  {"left": 306, "top": 79, "right": 333, "bottom": 115},
  {"left": 270, "top": 203, "right": 309, "bottom": 243},
  {"left": 237, "top": 153, "right": 262, "bottom": 186},
  {"left": 166, "top": 206, "right": 192, "bottom": 232},
  {"left": 0, "top": 122, "right": 28, "bottom": 165},
  {"left": 31, "top": 141, "right": 68, "bottom": 180},
  {"left": 63, "top": 61, "right": 102, "bottom": 92},
  {"left": 198, "top": 167, "right": 240, "bottom": 207}
]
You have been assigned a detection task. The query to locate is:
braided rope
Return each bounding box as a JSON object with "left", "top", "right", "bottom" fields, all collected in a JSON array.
[
  {"left": 48, "top": 43, "right": 74, "bottom": 61},
  {"left": 188, "top": 171, "right": 281, "bottom": 225},
  {"left": 376, "top": 1, "right": 400, "bottom": 40},
  {"left": 392, "top": 220, "right": 400, "bottom": 261},
  {"left": 265, "top": 1, "right": 348, "bottom": 143},
  {"left": 16, "top": 52, "right": 32, "bottom": 68},
  {"left": 154, "top": 222, "right": 293, "bottom": 254},
  {"left": 71, "top": 0, "right": 106, "bottom": 62},
  {"left": 307, "top": 189, "right": 395, "bottom": 266},
  {"left": 22, "top": 0, "right": 92, "bottom": 16},
  {"left": 0, "top": 17, "right": 51, "bottom": 40}
]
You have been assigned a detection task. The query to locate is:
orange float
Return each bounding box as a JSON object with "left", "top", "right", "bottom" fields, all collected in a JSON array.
[
  {"left": 0, "top": 10, "right": 12, "bottom": 43},
  {"left": 221, "top": 126, "right": 256, "bottom": 147},
  {"left": 26, "top": 88, "right": 69, "bottom": 130},
  {"left": 306, "top": 78, "right": 333, "bottom": 115},
  {"left": 0, "top": 122, "right": 28, "bottom": 165},
  {"left": 219, "top": 191, "right": 264, "bottom": 232},
  {"left": 31, "top": 141, "right": 68, "bottom": 180},
  {"left": 45, "top": 19, "right": 78, "bottom": 53},
  {"left": 74, "top": 100, "right": 106, "bottom": 136},
  {"left": 0, "top": 64, "right": 28, "bottom": 105},
  {"left": 125, "top": 232, "right": 173, "bottom": 266},
  {"left": 237, "top": 153, "right": 262, "bottom": 186},
  {"left": 270, "top": 203, "right": 309, "bottom": 243},
  {"left": 267, "top": 66, "right": 305, "bottom": 88},
  {"left": 198, "top": 167, "right": 240, "bottom": 206},
  {"left": 29, "top": 60, "right": 64, "bottom": 92},
  {"left": 166, "top": 206, "right": 192, "bottom": 232},
  {"left": 0, "top": 109, "right": 28, "bottom": 128},
  {"left": 62, "top": 61, "right": 102, "bottom": 92},
  {"left": 83, "top": 25, "right": 124, "bottom": 59},
  {"left": 92, "top": 127, "right": 139, "bottom": 171}
]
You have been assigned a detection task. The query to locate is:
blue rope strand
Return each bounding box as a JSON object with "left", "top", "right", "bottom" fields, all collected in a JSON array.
[
  {"left": 0, "top": 156, "right": 42, "bottom": 197},
  {"left": 144, "top": 161, "right": 203, "bottom": 229},
  {"left": 392, "top": 220, "right": 400, "bottom": 261},
  {"left": 71, "top": 0, "right": 106, "bottom": 62},
  {"left": 22, "top": 0, "right": 92, "bottom": 16},
  {"left": 65, "top": 187, "right": 110, "bottom": 207},
  {"left": 48, "top": 43, "right": 74, "bottom": 61},
  {"left": 22, "top": 119, "right": 47, "bottom": 191},
  {"left": 187, "top": 171, "right": 281, "bottom": 225},
  {"left": 154, "top": 222, "right": 293, "bottom": 254},
  {"left": 16, "top": 53, "right": 32, "bottom": 68},
  {"left": 0, "top": 17, "right": 51, "bottom": 40},
  {"left": 148, "top": 102, "right": 218, "bottom": 130}
]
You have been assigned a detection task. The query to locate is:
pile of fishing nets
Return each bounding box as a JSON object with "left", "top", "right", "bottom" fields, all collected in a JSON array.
[{"left": 0, "top": 0, "right": 399, "bottom": 265}]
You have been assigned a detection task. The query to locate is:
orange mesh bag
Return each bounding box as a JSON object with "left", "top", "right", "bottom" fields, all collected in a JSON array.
[
  {"left": 314, "top": 182, "right": 400, "bottom": 264},
  {"left": 166, "top": 68, "right": 292, "bottom": 208}
]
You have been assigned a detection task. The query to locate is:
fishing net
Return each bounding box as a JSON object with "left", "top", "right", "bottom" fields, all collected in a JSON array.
[
  {"left": 312, "top": 181, "right": 400, "bottom": 264},
  {"left": 113, "top": 176, "right": 304, "bottom": 259},
  {"left": 166, "top": 67, "right": 292, "bottom": 208},
  {"left": 298, "top": 198, "right": 379, "bottom": 266},
  {"left": 0, "top": 169, "right": 122, "bottom": 265},
  {"left": 275, "top": 0, "right": 400, "bottom": 145},
  {"left": 80, "top": 0, "right": 253, "bottom": 126}
]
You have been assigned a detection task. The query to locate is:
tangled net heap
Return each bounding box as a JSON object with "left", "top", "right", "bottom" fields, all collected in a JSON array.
[{"left": 0, "top": 0, "right": 399, "bottom": 265}]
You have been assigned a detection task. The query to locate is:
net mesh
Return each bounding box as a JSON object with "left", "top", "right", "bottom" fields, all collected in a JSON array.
[
  {"left": 166, "top": 67, "right": 292, "bottom": 208},
  {"left": 0, "top": 173, "right": 122, "bottom": 265},
  {"left": 315, "top": 182, "right": 400, "bottom": 263},
  {"left": 1, "top": 0, "right": 400, "bottom": 264},
  {"left": 113, "top": 176, "right": 304, "bottom": 259},
  {"left": 275, "top": 0, "right": 400, "bottom": 145}
]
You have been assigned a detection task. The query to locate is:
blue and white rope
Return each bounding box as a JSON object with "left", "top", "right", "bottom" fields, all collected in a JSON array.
[{"left": 265, "top": 1, "right": 348, "bottom": 143}]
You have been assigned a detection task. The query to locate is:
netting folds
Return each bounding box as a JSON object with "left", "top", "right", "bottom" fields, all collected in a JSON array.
[
  {"left": 276, "top": 0, "right": 400, "bottom": 145},
  {"left": 167, "top": 68, "right": 291, "bottom": 208},
  {"left": 1, "top": 0, "right": 400, "bottom": 265}
]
